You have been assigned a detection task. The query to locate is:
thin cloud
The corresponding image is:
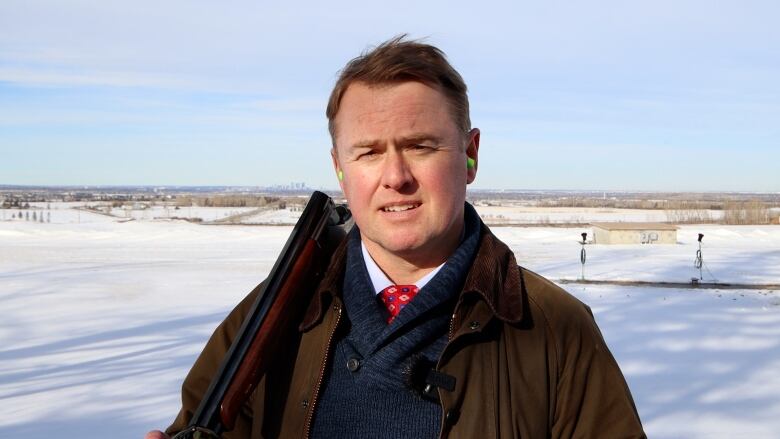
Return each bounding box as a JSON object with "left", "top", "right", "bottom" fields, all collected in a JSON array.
[{"left": 0, "top": 67, "right": 192, "bottom": 89}]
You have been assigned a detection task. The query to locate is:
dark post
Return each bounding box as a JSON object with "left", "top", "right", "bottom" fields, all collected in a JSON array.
[
  {"left": 580, "top": 232, "right": 587, "bottom": 280},
  {"left": 694, "top": 233, "right": 704, "bottom": 281}
]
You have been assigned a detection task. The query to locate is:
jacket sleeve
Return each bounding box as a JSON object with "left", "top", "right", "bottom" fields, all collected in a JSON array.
[
  {"left": 165, "top": 283, "right": 264, "bottom": 438},
  {"left": 550, "top": 301, "right": 647, "bottom": 439}
]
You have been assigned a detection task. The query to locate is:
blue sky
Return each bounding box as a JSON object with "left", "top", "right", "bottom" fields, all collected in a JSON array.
[{"left": 1, "top": 0, "right": 778, "bottom": 191}]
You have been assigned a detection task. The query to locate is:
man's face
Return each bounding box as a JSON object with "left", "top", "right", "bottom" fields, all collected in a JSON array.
[{"left": 331, "top": 81, "right": 479, "bottom": 266}]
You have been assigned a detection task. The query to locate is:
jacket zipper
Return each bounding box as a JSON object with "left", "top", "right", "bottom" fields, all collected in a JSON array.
[
  {"left": 437, "top": 306, "right": 462, "bottom": 438},
  {"left": 303, "top": 301, "right": 343, "bottom": 438},
  {"left": 448, "top": 311, "right": 457, "bottom": 342}
]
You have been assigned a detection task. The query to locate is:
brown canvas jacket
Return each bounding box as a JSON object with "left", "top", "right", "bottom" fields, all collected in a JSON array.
[{"left": 167, "top": 224, "right": 646, "bottom": 438}]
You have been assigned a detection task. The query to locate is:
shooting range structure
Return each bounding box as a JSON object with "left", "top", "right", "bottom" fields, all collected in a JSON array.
[{"left": 591, "top": 222, "right": 678, "bottom": 245}]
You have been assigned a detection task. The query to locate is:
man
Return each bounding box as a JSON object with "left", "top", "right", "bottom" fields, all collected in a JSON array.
[{"left": 148, "top": 36, "right": 645, "bottom": 438}]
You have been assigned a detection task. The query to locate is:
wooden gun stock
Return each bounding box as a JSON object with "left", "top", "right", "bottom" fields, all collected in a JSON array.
[{"left": 176, "top": 191, "right": 351, "bottom": 438}]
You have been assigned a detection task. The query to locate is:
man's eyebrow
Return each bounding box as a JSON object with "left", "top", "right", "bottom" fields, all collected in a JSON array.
[
  {"left": 347, "top": 134, "right": 443, "bottom": 150},
  {"left": 350, "top": 140, "right": 378, "bottom": 150},
  {"left": 399, "top": 134, "right": 443, "bottom": 144}
]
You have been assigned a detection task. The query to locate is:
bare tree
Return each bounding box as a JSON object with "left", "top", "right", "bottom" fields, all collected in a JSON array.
[{"left": 724, "top": 200, "right": 770, "bottom": 225}]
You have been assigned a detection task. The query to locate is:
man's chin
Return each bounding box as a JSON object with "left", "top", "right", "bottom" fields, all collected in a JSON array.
[
  {"left": 364, "top": 228, "right": 458, "bottom": 264},
  {"left": 377, "top": 240, "right": 423, "bottom": 256},
  {"left": 364, "top": 235, "right": 425, "bottom": 257}
]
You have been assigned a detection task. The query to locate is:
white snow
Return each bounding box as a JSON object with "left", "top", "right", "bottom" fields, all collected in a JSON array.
[
  {"left": 105, "top": 206, "right": 258, "bottom": 222},
  {"left": 474, "top": 205, "right": 725, "bottom": 224},
  {"left": 1, "top": 210, "right": 778, "bottom": 438}
]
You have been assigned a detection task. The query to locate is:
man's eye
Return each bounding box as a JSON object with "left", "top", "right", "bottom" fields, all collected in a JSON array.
[{"left": 357, "top": 150, "right": 377, "bottom": 159}]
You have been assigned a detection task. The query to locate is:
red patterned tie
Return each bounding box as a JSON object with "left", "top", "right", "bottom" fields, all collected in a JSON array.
[{"left": 379, "top": 285, "right": 419, "bottom": 323}]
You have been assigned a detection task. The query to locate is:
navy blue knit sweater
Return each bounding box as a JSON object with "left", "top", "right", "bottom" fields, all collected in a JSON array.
[{"left": 310, "top": 204, "right": 481, "bottom": 438}]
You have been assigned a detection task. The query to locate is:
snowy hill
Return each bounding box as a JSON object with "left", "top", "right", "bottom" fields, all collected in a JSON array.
[{"left": 1, "top": 218, "right": 778, "bottom": 438}]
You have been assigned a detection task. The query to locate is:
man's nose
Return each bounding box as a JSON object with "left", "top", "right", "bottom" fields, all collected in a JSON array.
[{"left": 380, "top": 150, "right": 414, "bottom": 190}]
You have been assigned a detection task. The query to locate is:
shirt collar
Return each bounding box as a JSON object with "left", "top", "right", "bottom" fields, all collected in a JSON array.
[{"left": 360, "top": 241, "right": 445, "bottom": 295}]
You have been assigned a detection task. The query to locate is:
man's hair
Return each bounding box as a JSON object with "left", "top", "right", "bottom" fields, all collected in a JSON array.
[{"left": 326, "top": 35, "right": 470, "bottom": 144}]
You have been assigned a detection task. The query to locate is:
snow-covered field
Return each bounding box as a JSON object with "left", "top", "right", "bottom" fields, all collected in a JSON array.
[
  {"left": 11, "top": 203, "right": 306, "bottom": 225},
  {"left": 1, "top": 213, "right": 778, "bottom": 438},
  {"left": 16, "top": 202, "right": 260, "bottom": 223},
  {"left": 475, "top": 205, "right": 724, "bottom": 224}
]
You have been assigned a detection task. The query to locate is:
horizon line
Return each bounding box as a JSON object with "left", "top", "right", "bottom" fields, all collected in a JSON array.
[{"left": 1, "top": 184, "right": 779, "bottom": 196}]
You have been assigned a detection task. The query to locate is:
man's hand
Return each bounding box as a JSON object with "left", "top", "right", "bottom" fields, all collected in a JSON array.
[{"left": 144, "top": 430, "right": 170, "bottom": 439}]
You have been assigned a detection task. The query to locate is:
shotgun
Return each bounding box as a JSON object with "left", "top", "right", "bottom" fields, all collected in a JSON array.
[{"left": 172, "top": 191, "right": 352, "bottom": 439}]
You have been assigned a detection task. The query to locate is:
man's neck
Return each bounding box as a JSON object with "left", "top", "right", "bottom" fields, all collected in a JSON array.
[
  {"left": 361, "top": 242, "right": 444, "bottom": 293},
  {"left": 361, "top": 223, "right": 464, "bottom": 285},
  {"left": 364, "top": 249, "right": 441, "bottom": 286}
]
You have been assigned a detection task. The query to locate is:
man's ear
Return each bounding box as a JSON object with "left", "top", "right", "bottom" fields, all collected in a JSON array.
[
  {"left": 331, "top": 148, "right": 345, "bottom": 192},
  {"left": 466, "top": 128, "right": 480, "bottom": 184}
]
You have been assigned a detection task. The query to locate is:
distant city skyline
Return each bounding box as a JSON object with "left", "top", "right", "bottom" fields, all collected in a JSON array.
[{"left": 1, "top": 1, "right": 778, "bottom": 192}]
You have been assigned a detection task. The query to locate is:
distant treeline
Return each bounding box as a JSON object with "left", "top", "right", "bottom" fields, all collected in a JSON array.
[
  {"left": 532, "top": 197, "right": 776, "bottom": 211},
  {"left": 665, "top": 200, "right": 776, "bottom": 225},
  {"left": 533, "top": 198, "right": 776, "bottom": 225},
  {"left": 172, "top": 195, "right": 279, "bottom": 207},
  {"left": 2, "top": 199, "right": 31, "bottom": 209},
  {"left": 171, "top": 195, "right": 312, "bottom": 209}
]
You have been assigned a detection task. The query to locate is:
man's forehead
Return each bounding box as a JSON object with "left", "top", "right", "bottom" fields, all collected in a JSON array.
[{"left": 333, "top": 81, "right": 458, "bottom": 146}]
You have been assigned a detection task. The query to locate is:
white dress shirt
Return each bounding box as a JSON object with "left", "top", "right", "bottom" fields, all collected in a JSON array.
[{"left": 361, "top": 241, "right": 445, "bottom": 295}]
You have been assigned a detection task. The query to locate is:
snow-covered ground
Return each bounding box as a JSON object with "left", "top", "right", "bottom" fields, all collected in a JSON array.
[
  {"left": 16, "top": 203, "right": 266, "bottom": 223},
  {"left": 475, "top": 205, "right": 725, "bottom": 224},
  {"left": 1, "top": 217, "right": 778, "bottom": 438},
  {"left": 105, "top": 206, "right": 257, "bottom": 222},
  {"left": 235, "top": 207, "right": 304, "bottom": 224}
]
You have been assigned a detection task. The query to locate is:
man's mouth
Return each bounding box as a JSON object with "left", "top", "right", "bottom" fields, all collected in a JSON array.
[{"left": 381, "top": 203, "right": 420, "bottom": 212}]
